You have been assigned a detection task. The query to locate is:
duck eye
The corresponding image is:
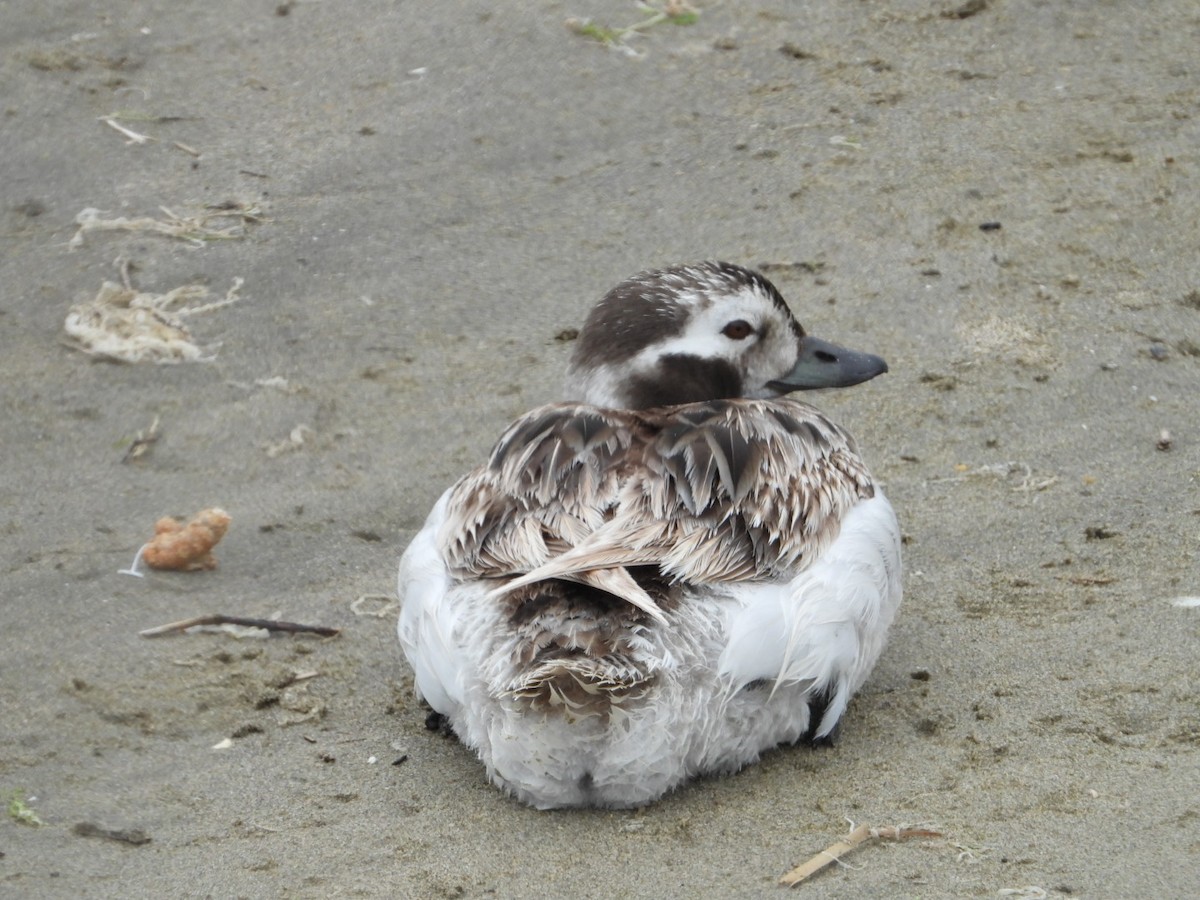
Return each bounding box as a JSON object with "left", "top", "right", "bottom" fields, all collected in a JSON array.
[{"left": 721, "top": 320, "right": 754, "bottom": 340}]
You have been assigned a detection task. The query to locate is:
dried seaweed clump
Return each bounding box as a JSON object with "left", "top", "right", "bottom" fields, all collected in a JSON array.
[
  {"left": 63, "top": 278, "right": 242, "bottom": 363},
  {"left": 141, "top": 507, "right": 232, "bottom": 571},
  {"left": 69, "top": 205, "right": 263, "bottom": 249}
]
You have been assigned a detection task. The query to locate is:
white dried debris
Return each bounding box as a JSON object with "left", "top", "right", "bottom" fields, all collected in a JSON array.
[
  {"left": 69, "top": 204, "right": 263, "bottom": 249},
  {"left": 264, "top": 424, "right": 314, "bottom": 458},
  {"left": 63, "top": 278, "right": 243, "bottom": 363}
]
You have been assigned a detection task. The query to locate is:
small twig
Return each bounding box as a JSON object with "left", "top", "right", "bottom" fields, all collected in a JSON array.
[
  {"left": 72, "top": 822, "right": 152, "bottom": 846},
  {"left": 241, "top": 821, "right": 281, "bottom": 834},
  {"left": 284, "top": 670, "right": 321, "bottom": 684},
  {"left": 122, "top": 414, "right": 161, "bottom": 463},
  {"left": 99, "top": 115, "right": 156, "bottom": 145},
  {"left": 1013, "top": 475, "right": 1058, "bottom": 493},
  {"left": 116, "top": 255, "right": 136, "bottom": 290},
  {"left": 139, "top": 615, "right": 340, "bottom": 638},
  {"left": 1060, "top": 574, "right": 1117, "bottom": 586},
  {"left": 779, "top": 822, "right": 941, "bottom": 887}
]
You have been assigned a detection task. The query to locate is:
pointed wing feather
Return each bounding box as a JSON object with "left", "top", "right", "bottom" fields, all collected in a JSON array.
[
  {"left": 489, "top": 565, "right": 668, "bottom": 625},
  {"left": 486, "top": 399, "right": 876, "bottom": 593},
  {"left": 438, "top": 402, "right": 642, "bottom": 580}
]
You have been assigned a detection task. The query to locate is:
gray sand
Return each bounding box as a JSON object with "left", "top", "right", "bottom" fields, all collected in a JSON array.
[{"left": 3, "top": 1, "right": 1198, "bottom": 896}]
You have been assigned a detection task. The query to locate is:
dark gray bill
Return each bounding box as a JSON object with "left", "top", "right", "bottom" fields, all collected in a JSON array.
[{"left": 767, "top": 336, "right": 889, "bottom": 392}]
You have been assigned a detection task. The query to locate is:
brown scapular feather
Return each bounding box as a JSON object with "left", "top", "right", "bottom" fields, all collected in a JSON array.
[{"left": 441, "top": 398, "right": 874, "bottom": 624}]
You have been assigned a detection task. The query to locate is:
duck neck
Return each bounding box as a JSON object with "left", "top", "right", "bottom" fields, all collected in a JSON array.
[{"left": 619, "top": 354, "right": 743, "bottom": 410}]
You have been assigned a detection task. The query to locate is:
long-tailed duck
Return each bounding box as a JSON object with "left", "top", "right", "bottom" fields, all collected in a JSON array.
[{"left": 397, "top": 261, "right": 902, "bottom": 809}]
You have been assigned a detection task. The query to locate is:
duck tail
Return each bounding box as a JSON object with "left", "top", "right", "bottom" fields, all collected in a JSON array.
[{"left": 490, "top": 579, "right": 663, "bottom": 717}]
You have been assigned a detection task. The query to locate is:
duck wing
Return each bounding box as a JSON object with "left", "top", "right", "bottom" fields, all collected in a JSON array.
[
  {"left": 436, "top": 404, "right": 667, "bottom": 622},
  {"left": 487, "top": 398, "right": 876, "bottom": 605}
]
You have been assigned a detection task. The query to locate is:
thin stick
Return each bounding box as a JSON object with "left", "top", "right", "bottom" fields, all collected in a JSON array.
[
  {"left": 780, "top": 823, "right": 872, "bottom": 887},
  {"left": 99, "top": 115, "right": 155, "bottom": 144},
  {"left": 779, "top": 823, "right": 941, "bottom": 887},
  {"left": 139, "top": 615, "right": 340, "bottom": 638},
  {"left": 122, "top": 415, "right": 161, "bottom": 464}
]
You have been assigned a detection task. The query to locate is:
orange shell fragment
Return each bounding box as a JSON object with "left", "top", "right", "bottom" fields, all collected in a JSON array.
[{"left": 142, "top": 507, "right": 231, "bottom": 571}]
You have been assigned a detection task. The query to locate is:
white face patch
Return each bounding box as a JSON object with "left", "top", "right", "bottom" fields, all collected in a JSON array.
[
  {"left": 563, "top": 262, "right": 814, "bottom": 408},
  {"left": 629, "top": 284, "right": 801, "bottom": 397}
]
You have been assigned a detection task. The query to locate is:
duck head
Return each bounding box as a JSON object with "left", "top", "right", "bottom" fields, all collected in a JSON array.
[{"left": 564, "top": 261, "right": 888, "bottom": 410}]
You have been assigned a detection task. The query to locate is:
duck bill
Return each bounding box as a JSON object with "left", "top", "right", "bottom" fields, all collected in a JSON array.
[{"left": 767, "top": 336, "right": 889, "bottom": 392}]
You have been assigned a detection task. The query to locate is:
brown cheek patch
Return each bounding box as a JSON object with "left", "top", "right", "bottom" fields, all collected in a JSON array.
[{"left": 626, "top": 355, "right": 742, "bottom": 409}]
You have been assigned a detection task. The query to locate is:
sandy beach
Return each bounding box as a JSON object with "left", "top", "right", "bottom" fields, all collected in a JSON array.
[{"left": 3, "top": 1, "right": 1198, "bottom": 896}]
